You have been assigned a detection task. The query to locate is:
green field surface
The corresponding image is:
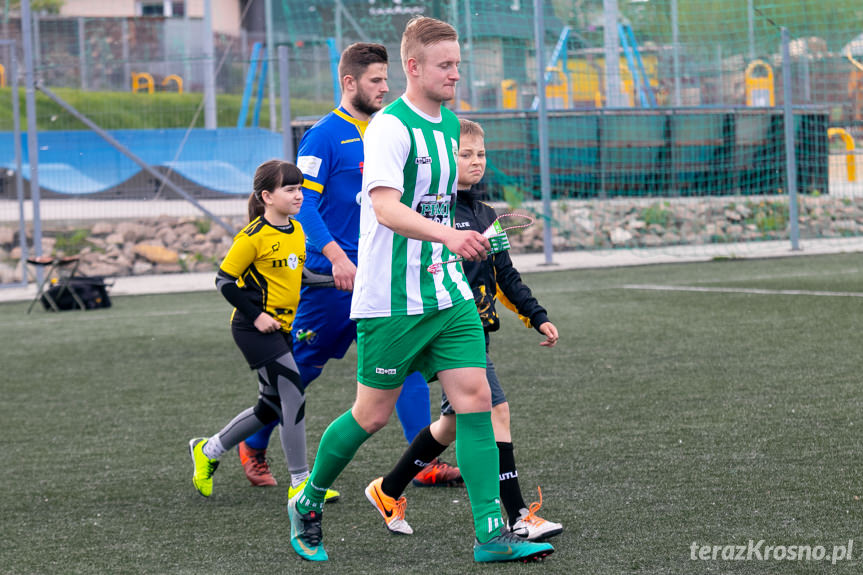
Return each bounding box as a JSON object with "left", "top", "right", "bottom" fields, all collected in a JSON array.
[{"left": 3, "top": 253, "right": 863, "bottom": 574}]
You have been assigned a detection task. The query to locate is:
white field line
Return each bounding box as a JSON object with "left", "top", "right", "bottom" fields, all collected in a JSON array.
[
  {"left": 684, "top": 268, "right": 863, "bottom": 285},
  {"left": 623, "top": 284, "right": 863, "bottom": 298}
]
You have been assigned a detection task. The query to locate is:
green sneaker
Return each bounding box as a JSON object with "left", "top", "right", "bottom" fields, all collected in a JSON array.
[
  {"left": 288, "top": 495, "right": 328, "bottom": 561},
  {"left": 473, "top": 530, "right": 554, "bottom": 563},
  {"left": 288, "top": 479, "right": 341, "bottom": 503},
  {"left": 188, "top": 437, "right": 219, "bottom": 497}
]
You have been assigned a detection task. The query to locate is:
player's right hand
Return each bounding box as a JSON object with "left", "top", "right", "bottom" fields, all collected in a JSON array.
[
  {"left": 445, "top": 229, "right": 490, "bottom": 262},
  {"left": 254, "top": 312, "right": 282, "bottom": 334},
  {"left": 331, "top": 256, "right": 357, "bottom": 292}
]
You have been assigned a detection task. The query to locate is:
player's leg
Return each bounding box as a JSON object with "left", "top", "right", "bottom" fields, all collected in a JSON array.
[
  {"left": 289, "top": 383, "right": 399, "bottom": 560},
  {"left": 240, "top": 287, "right": 352, "bottom": 489},
  {"left": 395, "top": 371, "right": 462, "bottom": 486},
  {"left": 429, "top": 301, "right": 553, "bottom": 562},
  {"left": 366, "top": 412, "right": 458, "bottom": 533},
  {"left": 485, "top": 356, "right": 562, "bottom": 541},
  {"left": 394, "top": 371, "right": 431, "bottom": 443},
  {"left": 290, "top": 313, "right": 412, "bottom": 561},
  {"left": 238, "top": 361, "right": 320, "bottom": 486},
  {"left": 189, "top": 380, "right": 281, "bottom": 497},
  {"left": 189, "top": 327, "right": 288, "bottom": 497}
]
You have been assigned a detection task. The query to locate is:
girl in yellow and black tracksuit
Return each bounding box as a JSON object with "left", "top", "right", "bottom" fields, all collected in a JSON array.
[{"left": 187, "top": 160, "right": 312, "bottom": 498}]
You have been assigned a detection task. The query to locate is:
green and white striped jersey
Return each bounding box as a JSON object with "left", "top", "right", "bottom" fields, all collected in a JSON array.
[{"left": 351, "top": 96, "right": 473, "bottom": 319}]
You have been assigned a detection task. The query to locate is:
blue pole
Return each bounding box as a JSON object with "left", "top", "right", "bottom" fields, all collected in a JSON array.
[
  {"left": 326, "top": 38, "right": 340, "bottom": 106},
  {"left": 238, "top": 42, "right": 261, "bottom": 128},
  {"left": 253, "top": 58, "right": 268, "bottom": 128},
  {"left": 618, "top": 23, "right": 646, "bottom": 107}
]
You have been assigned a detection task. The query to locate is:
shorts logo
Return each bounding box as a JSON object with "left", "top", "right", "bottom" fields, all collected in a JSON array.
[
  {"left": 415, "top": 156, "right": 432, "bottom": 165},
  {"left": 375, "top": 367, "right": 397, "bottom": 375}
]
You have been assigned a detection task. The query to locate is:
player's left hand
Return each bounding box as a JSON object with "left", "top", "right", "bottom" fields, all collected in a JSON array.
[{"left": 538, "top": 322, "right": 559, "bottom": 348}]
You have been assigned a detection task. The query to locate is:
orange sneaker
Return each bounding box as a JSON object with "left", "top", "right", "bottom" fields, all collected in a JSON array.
[
  {"left": 238, "top": 441, "right": 277, "bottom": 487},
  {"left": 411, "top": 458, "right": 463, "bottom": 487},
  {"left": 364, "top": 477, "right": 413, "bottom": 534}
]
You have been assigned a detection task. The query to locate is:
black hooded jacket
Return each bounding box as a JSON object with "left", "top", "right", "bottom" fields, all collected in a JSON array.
[{"left": 454, "top": 186, "right": 549, "bottom": 334}]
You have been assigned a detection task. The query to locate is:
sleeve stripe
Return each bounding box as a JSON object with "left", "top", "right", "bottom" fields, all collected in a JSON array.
[{"left": 303, "top": 180, "right": 324, "bottom": 193}]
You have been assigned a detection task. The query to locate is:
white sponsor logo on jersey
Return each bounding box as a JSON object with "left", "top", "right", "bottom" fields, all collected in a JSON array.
[{"left": 297, "top": 155, "right": 323, "bottom": 178}]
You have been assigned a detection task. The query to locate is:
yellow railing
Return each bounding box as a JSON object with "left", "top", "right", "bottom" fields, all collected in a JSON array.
[{"left": 828, "top": 128, "right": 857, "bottom": 183}]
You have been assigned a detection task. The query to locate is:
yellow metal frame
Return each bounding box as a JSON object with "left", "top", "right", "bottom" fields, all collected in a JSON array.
[
  {"left": 132, "top": 72, "right": 154, "bottom": 94},
  {"left": 828, "top": 128, "right": 857, "bottom": 183},
  {"left": 0, "top": 63, "right": 5, "bottom": 88},
  {"left": 161, "top": 74, "right": 183, "bottom": 94},
  {"left": 501, "top": 79, "right": 517, "bottom": 109},
  {"left": 745, "top": 60, "right": 775, "bottom": 107},
  {"left": 545, "top": 65, "right": 570, "bottom": 109}
]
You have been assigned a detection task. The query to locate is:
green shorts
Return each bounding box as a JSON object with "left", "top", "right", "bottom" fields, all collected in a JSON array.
[{"left": 356, "top": 299, "right": 486, "bottom": 389}]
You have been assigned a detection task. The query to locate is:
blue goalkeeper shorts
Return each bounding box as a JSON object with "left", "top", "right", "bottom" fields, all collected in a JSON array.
[{"left": 292, "top": 284, "right": 356, "bottom": 368}]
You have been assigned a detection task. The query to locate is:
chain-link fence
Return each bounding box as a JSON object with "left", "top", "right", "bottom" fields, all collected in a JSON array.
[{"left": 2, "top": 0, "right": 863, "bottom": 287}]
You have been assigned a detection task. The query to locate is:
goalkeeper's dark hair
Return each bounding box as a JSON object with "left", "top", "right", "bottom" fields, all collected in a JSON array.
[
  {"left": 459, "top": 118, "right": 485, "bottom": 139},
  {"left": 339, "top": 43, "right": 388, "bottom": 90},
  {"left": 248, "top": 159, "right": 304, "bottom": 221}
]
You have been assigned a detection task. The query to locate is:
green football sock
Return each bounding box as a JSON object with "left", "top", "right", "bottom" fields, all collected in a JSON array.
[
  {"left": 456, "top": 411, "right": 505, "bottom": 543},
  {"left": 296, "top": 410, "right": 371, "bottom": 513}
]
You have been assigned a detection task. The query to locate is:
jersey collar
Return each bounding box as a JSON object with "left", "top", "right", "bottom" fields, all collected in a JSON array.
[{"left": 333, "top": 107, "right": 370, "bottom": 138}]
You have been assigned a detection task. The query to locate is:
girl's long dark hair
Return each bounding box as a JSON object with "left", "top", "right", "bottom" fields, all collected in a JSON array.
[{"left": 247, "top": 159, "right": 304, "bottom": 221}]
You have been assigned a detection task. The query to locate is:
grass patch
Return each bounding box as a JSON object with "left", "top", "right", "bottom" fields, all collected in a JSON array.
[
  {"left": 0, "top": 88, "right": 332, "bottom": 131},
  {"left": 3, "top": 253, "right": 863, "bottom": 573}
]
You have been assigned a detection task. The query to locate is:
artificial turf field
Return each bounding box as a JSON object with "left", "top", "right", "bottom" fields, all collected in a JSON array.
[{"left": 3, "top": 252, "right": 863, "bottom": 574}]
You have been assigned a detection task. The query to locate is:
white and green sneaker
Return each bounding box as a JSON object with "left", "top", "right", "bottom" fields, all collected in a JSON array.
[
  {"left": 473, "top": 530, "right": 554, "bottom": 563},
  {"left": 188, "top": 437, "right": 219, "bottom": 497},
  {"left": 288, "top": 495, "right": 328, "bottom": 562}
]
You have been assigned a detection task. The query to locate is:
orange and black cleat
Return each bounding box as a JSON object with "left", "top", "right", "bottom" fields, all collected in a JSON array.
[
  {"left": 238, "top": 441, "right": 277, "bottom": 487},
  {"left": 412, "top": 458, "right": 464, "bottom": 487}
]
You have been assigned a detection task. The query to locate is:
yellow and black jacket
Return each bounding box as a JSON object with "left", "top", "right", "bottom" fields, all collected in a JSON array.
[
  {"left": 455, "top": 187, "right": 549, "bottom": 333},
  {"left": 216, "top": 216, "right": 306, "bottom": 332}
]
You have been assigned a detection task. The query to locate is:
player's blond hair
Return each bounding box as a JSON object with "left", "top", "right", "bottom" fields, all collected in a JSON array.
[{"left": 400, "top": 16, "right": 458, "bottom": 73}]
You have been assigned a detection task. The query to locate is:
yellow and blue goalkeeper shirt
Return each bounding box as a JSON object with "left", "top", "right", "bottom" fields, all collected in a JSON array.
[{"left": 295, "top": 107, "right": 368, "bottom": 273}]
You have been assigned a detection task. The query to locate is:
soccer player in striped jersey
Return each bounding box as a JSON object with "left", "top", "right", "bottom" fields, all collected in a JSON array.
[
  {"left": 236, "top": 43, "right": 460, "bottom": 492},
  {"left": 287, "top": 17, "right": 554, "bottom": 564},
  {"left": 366, "top": 118, "right": 564, "bottom": 542}
]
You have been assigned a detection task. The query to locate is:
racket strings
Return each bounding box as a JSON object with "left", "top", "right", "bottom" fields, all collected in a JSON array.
[{"left": 427, "top": 213, "right": 534, "bottom": 274}]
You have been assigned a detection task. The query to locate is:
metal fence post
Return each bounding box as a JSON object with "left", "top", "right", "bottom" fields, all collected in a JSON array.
[
  {"left": 20, "top": 0, "right": 42, "bottom": 285},
  {"left": 122, "top": 19, "right": 131, "bottom": 92},
  {"left": 781, "top": 27, "right": 800, "bottom": 251},
  {"left": 203, "top": 0, "right": 217, "bottom": 129},
  {"left": 533, "top": 0, "right": 554, "bottom": 265},
  {"left": 78, "top": 17, "right": 88, "bottom": 91},
  {"left": 278, "top": 45, "right": 294, "bottom": 162},
  {"left": 9, "top": 41, "right": 27, "bottom": 287},
  {"left": 603, "top": 0, "right": 624, "bottom": 108}
]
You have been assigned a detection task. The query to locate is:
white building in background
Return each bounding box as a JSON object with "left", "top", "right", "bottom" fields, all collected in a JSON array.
[{"left": 58, "top": 0, "right": 243, "bottom": 36}]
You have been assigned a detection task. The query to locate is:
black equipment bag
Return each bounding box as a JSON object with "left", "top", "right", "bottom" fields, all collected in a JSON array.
[{"left": 41, "top": 276, "right": 112, "bottom": 311}]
